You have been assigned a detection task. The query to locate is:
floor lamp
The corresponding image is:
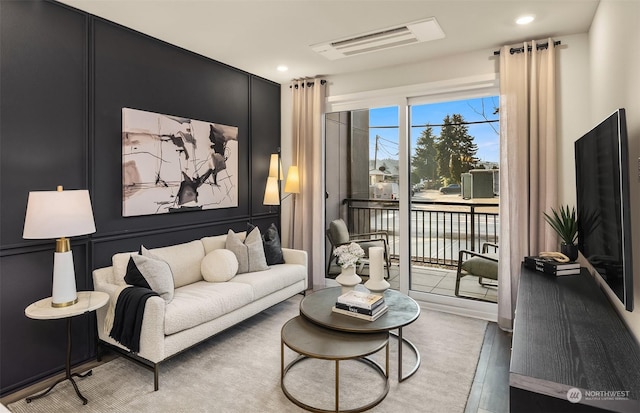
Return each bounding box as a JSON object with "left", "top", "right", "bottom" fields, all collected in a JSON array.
[
  {"left": 283, "top": 165, "right": 300, "bottom": 246},
  {"left": 263, "top": 153, "right": 300, "bottom": 246},
  {"left": 23, "top": 186, "right": 96, "bottom": 307}
]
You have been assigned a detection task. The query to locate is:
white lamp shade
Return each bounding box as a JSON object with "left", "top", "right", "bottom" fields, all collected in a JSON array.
[
  {"left": 268, "top": 153, "right": 284, "bottom": 180},
  {"left": 23, "top": 189, "right": 96, "bottom": 239},
  {"left": 284, "top": 166, "right": 300, "bottom": 194},
  {"left": 263, "top": 177, "right": 280, "bottom": 205}
]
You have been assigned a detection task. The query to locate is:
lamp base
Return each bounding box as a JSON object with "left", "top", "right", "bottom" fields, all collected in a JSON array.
[{"left": 52, "top": 250, "right": 78, "bottom": 308}]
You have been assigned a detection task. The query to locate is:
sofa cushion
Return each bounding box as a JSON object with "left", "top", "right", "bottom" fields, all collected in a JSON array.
[
  {"left": 148, "top": 240, "right": 205, "bottom": 288},
  {"left": 164, "top": 281, "right": 253, "bottom": 335},
  {"left": 226, "top": 228, "right": 268, "bottom": 274},
  {"left": 124, "top": 253, "right": 174, "bottom": 303},
  {"left": 201, "top": 249, "right": 238, "bottom": 282},
  {"left": 112, "top": 251, "right": 137, "bottom": 285},
  {"left": 201, "top": 233, "right": 234, "bottom": 254},
  {"left": 229, "top": 263, "right": 306, "bottom": 300}
]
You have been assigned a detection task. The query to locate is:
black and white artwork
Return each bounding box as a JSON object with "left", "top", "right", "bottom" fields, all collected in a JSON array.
[{"left": 122, "top": 108, "right": 239, "bottom": 217}]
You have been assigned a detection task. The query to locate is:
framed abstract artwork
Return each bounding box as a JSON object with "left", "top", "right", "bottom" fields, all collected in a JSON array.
[{"left": 122, "top": 108, "right": 239, "bottom": 217}]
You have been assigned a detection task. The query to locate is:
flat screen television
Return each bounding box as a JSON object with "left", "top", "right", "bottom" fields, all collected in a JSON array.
[{"left": 575, "top": 108, "right": 633, "bottom": 311}]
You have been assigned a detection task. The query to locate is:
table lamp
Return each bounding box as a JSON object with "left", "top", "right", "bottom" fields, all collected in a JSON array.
[{"left": 23, "top": 186, "right": 96, "bottom": 307}]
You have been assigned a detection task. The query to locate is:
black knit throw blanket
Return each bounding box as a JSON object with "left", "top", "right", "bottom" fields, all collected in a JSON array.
[{"left": 109, "top": 286, "right": 159, "bottom": 353}]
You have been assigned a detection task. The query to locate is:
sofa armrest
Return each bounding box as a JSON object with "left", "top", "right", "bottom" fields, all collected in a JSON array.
[
  {"left": 93, "top": 266, "right": 167, "bottom": 362},
  {"left": 93, "top": 266, "right": 116, "bottom": 289},
  {"left": 137, "top": 295, "right": 166, "bottom": 362},
  {"left": 281, "top": 248, "right": 307, "bottom": 268}
]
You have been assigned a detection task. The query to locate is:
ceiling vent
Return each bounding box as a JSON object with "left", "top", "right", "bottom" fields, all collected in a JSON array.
[{"left": 311, "top": 18, "right": 445, "bottom": 60}]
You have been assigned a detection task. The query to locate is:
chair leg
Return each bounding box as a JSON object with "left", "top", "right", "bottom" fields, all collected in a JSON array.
[
  {"left": 154, "top": 364, "right": 159, "bottom": 391},
  {"left": 455, "top": 251, "right": 465, "bottom": 297},
  {"left": 455, "top": 273, "right": 462, "bottom": 297},
  {"left": 327, "top": 255, "right": 337, "bottom": 277}
]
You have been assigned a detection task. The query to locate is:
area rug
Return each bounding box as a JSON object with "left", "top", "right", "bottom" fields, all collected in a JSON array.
[{"left": 8, "top": 294, "right": 487, "bottom": 413}]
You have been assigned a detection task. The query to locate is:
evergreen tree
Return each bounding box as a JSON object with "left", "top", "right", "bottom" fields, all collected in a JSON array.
[
  {"left": 411, "top": 126, "right": 437, "bottom": 184},
  {"left": 435, "top": 114, "right": 478, "bottom": 183}
]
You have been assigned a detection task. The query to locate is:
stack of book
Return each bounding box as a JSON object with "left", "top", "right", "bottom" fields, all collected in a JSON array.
[
  {"left": 524, "top": 256, "right": 581, "bottom": 276},
  {"left": 332, "top": 290, "right": 388, "bottom": 321}
]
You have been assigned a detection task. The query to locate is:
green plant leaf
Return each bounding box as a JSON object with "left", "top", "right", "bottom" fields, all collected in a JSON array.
[{"left": 544, "top": 205, "right": 578, "bottom": 245}]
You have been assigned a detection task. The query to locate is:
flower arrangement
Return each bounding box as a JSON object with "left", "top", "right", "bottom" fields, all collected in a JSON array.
[{"left": 333, "top": 242, "right": 365, "bottom": 268}]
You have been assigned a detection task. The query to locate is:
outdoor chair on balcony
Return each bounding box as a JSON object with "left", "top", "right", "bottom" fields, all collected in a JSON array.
[
  {"left": 326, "top": 218, "right": 391, "bottom": 279},
  {"left": 455, "top": 242, "right": 499, "bottom": 302}
]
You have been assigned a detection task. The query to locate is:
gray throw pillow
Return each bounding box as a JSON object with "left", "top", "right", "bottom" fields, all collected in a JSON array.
[
  {"left": 124, "top": 248, "right": 175, "bottom": 303},
  {"left": 226, "top": 228, "right": 269, "bottom": 274}
]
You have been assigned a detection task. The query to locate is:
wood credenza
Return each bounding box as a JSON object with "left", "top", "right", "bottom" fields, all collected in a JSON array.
[{"left": 510, "top": 265, "right": 640, "bottom": 413}]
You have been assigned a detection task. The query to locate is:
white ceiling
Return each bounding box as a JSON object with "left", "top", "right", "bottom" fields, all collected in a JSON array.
[{"left": 57, "top": 0, "right": 600, "bottom": 84}]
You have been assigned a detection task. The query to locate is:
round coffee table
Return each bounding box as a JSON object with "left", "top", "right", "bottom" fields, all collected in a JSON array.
[
  {"left": 281, "top": 316, "right": 389, "bottom": 413},
  {"left": 300, "top": 286, "right": 421, "bottom": 382}
]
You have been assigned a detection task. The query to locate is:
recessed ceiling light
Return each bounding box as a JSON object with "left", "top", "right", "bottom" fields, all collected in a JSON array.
[
  {"left": 277, "top": 65, "right": 288, "bottom": 72},
  {"left": 516, "top": 15, "right": 535, "bottom": 25}
]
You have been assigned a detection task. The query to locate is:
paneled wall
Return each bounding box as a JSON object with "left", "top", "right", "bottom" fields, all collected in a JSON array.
[{"left": 0, "top": 0, "right": 281, "bottom": 395}]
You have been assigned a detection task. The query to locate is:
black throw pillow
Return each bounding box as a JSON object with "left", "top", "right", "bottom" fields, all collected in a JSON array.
[
  {"left": 263, "top": 223, "right": 285, "bottom": 265},
  {"left": 123, "top": 247, "right": 174, "bottom": 303},
  {"left": 247, "top": 223, "right": 285, "bottom": 266}
]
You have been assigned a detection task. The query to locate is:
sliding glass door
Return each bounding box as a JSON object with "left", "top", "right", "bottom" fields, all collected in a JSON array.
[
  {"left": 325, "top": 106, "right": 403, "bottom": 291},
  {"left": 324, "top": 77, "right": 500, "bottom": 312},
  {"left": 408, "top": 97, "right": 500, "bottom": 302}
]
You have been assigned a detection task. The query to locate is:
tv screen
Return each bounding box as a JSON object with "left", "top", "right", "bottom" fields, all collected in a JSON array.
[{"left": 575, "top": 108, "right": 633, "bottom": 311}]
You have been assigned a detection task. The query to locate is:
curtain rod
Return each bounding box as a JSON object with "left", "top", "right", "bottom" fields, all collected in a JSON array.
[
  {"left": 289, "top": 79, "right": 326, "bottom": 89},
  {"left": 493, "top": 40, "right": 561, "bottom": 56}
]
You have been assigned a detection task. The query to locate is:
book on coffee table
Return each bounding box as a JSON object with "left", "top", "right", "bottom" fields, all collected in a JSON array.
[
  {"left": 332, "top": 304, "right": 388, "bottom": 321},
  {"left": 334, "top": 301, "right": 385, "bottom": 316},
  {"left": 336, "top": 290, "right": 385, "bottom": 310}
]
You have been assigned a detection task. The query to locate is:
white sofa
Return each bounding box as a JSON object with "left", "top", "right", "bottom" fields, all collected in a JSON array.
[{"left": 92, "top": 232, "right": 308, "bottom": 390}]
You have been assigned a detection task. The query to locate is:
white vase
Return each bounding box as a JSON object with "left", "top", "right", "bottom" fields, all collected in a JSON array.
[
  {"left": 335, "top": 266, "right": 362, "bottom": 294},
  {"left": 364, "top": 246, "right": 390, "bottom": 295}
]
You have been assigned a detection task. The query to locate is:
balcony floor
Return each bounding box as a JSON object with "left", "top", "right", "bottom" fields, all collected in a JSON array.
[{"left": 329, "top": 264, "right": 497, "bottom": 303}]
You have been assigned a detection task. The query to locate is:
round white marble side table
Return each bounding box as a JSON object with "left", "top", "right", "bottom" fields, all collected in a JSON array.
[{"left": 24, "top": 291, "right": 109, "bottom": 405}]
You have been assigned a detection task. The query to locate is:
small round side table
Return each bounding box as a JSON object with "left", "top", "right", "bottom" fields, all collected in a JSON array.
[{"left": 24, "top": 291, "right": 109, "bottom": 405}]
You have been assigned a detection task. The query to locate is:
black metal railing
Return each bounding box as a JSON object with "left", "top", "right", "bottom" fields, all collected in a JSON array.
[{"left": 345, "top": 198, "right": 499, "bottom": 267}]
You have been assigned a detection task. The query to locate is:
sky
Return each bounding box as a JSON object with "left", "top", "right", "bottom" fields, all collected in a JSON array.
[{"left": 369, "top": 96, "right": 500, "bottom": 164}]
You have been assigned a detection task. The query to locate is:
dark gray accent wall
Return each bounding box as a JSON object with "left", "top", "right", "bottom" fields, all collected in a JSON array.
[{"left": 0, "top": 0, "right": 281, "bottom": 395}]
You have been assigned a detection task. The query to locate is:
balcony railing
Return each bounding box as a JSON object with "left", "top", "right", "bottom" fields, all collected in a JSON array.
[{"left": 344, "top": 198, "right": 499, "bottom": 267}]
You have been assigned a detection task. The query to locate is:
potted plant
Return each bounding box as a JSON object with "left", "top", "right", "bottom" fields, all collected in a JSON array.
[{"left": 543, "top": 205, "right": 578, "bottom": 261}]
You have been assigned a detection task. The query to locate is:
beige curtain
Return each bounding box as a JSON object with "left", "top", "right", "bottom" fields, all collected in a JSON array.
[
  {"left": 290, "top": 78, "right": 326, "bottom": 290},
  {"left": 498, "top": 40, "right": 557, "bottom": 330}
]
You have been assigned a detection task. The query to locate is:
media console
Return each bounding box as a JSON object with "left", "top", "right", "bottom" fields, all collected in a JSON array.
[{"left": 510, "top": 265, "right": 640, "bottom": 413}]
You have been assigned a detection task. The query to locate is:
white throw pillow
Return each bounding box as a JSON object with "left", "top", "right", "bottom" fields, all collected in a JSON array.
[
  {"left": 201, "top": 249, "right": 239, "bottom": 282},
  {"left": 226, "top": 227, "right": 268, "bottom": 274}
]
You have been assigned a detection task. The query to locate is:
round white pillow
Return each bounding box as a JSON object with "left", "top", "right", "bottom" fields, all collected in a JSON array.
[{"left": 201, "top": 249, "right": 239, "bottom": 282}]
